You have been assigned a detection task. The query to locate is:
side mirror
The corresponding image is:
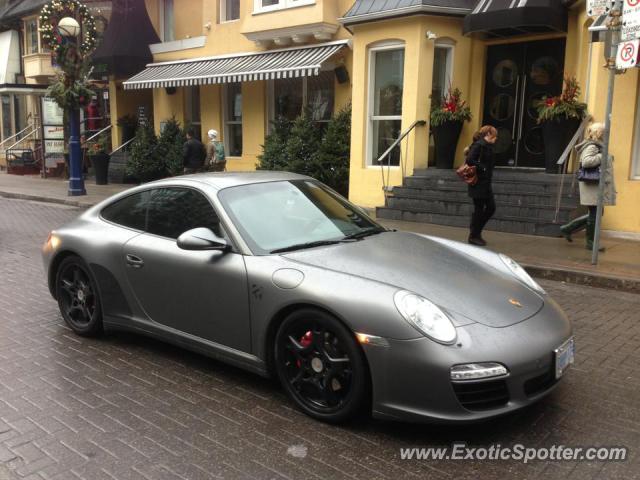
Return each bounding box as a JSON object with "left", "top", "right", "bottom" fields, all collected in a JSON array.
[{"left": 177, "top": 227, "right": 230, "bottom": 252}]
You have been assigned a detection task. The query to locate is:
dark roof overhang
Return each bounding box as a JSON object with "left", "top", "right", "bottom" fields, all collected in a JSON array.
[{"left": 463, "top": 0, "right": 569, "bottom": 38}]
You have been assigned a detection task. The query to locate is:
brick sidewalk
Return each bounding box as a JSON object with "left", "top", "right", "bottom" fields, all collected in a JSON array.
[{"left": 1, "top": 197, "right": 640, "bottom": 479}]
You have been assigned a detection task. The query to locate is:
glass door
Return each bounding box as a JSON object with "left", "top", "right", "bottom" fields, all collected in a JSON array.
[{"left": 483, "top": 39, "right": 566, "bottom": 168}]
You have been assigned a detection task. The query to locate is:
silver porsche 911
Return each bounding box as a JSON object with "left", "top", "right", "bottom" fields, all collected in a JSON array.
[{"left": 42, "top": 172, "right": 574, "bottom": 424}]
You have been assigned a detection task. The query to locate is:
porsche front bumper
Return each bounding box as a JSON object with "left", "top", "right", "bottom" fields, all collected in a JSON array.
[{"left": 362, "top": 299, "right": 573, "bottom": 423}]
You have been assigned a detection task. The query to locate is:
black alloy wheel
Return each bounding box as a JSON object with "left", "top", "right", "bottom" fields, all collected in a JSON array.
[
  {"left": 56, "top": 255, "right": 103, "bottom": 336},
  {"left": 274, "top": 309, "right": 369, "bottom": 423}
]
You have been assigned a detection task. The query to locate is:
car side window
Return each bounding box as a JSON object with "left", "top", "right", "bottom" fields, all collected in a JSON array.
[
  {"left": 101, "top": 191, "right": 150, "bottom": 231},
  {"left": 146, "top": 188, "right": 222, "bottom": 239}
]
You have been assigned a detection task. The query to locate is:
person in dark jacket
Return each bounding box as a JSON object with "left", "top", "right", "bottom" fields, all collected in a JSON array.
[
  {"left": 183, "top": 128, "right": 206, "bottom": 174},
  {"left": 465, "top": 125, "right": 498, "bottom": 246}
]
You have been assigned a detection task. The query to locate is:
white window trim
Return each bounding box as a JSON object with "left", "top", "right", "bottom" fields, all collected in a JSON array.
[
  {"left": 23, "top": 16, "right": 40, "bottom": 55},
  {"left": 434, "top": 43, "right": 454, "bottom": 96},
  {"left": 253, "top": 0, "right": 315, "bottom": 15},
  {"left": 159, "top": 0, "right": 175, "bottom": 42},
  {"left": 220, "top": 0, "right": 240, "bottom": 23},
  {"left": 223, "top": 83, "right": 243, "bottom": 158},
  {"left": 366, "top": 42, "right": 405, "bottom": 167}
]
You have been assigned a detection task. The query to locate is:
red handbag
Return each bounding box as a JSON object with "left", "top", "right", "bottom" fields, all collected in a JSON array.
[{"left": 456, "top": 163, "right": 478, "bottom": 186}]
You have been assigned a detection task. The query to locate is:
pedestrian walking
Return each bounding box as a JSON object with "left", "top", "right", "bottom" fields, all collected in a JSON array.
[
  {"left": 465, "top": 125, "right": 498, "bottom": 246},
  {"left": 183, "top": 128, "right": 206, "bottom": 174},
  {"left": 560, "top": 122, "right": 616, "bottom": 250},
  {"left": 206, "top": 129, "right": 226, "bottom": 172}
]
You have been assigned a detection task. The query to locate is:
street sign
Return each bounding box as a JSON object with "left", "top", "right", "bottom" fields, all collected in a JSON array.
[
  {"left": 616, "top": 39, "right": 640, "bottom": 68},
  {"left": 588, "top": 0, "right": 613, "bottom": 16},
  {"left": 622, "top": 0, "right": 640, "bottom": 40}
]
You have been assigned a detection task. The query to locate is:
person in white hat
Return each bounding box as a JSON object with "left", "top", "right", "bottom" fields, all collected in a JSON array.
[{"left": 206, "top": 129, "right": 226, "bottom": 172}]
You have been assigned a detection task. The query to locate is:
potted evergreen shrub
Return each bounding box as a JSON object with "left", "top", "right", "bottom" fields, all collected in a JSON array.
[
  {"left": 536, "top": 77, "right": 587, "bottom": 173},
  {"left": 86, "top": 133, "right": 110, "bottom": 185},
  {"left": 430, "top": 87, "right": 472, "bottom": 169}
]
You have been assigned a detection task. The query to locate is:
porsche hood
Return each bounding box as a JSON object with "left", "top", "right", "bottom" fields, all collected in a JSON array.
[{"left": 283, "top": 231, "right": 544, "bottom": 328}]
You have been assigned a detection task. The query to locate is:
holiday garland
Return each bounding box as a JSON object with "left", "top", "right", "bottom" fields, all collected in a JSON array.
[{"left": 39, "top": 0, "right": 97, "bottom": 57}]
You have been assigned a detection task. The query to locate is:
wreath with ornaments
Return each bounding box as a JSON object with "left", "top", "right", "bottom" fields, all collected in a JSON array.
[{"left": 39, "top": 0, "right": 97, "bottom": 57}]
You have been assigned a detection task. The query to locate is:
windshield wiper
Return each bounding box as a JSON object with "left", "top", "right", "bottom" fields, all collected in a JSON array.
[
  {"left": 270, "top": 239, "right": 357, "bottom": 254},
  {"left": 342, "top": 227, "right": 388, "bottom": 240}
]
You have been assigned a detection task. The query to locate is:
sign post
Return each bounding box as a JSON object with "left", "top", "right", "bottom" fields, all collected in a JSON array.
[{"left": 592, "top": 0, "right": 623, "bottom": 265}]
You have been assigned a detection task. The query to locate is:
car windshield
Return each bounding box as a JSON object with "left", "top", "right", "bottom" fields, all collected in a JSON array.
[{"left": 218, "top": 180, "right": 384, "bottom": 254}]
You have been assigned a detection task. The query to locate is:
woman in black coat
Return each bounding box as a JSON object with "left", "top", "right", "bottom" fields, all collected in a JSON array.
[{"left": 465, "top": 125, "right": 498, "bottom": 246}]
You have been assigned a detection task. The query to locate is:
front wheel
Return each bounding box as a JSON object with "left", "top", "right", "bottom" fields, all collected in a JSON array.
[
  {"left": 55, "top": 255, "right": 103, "bottom": 337},
  {"left": 274, "top": 309, "right": 369, "bottom": 423}
]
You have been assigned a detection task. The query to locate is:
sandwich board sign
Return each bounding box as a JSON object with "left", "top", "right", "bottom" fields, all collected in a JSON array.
[{"left": 622, "top": 0, "right": 640, "bottom": 41}]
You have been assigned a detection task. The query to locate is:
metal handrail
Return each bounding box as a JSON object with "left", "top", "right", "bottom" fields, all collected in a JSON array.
[
  {"left": 0, "top": 124, "right": 35, "bottom": 149},
  {"left": 377, "top": 120, "right": 427, "bottom": 206},
  {"left": 110, "top": 137, "right": 135, "bottom": 155},
  {"left": 553, "top": 116, "right": 591, "bottom": 223},
  {"left": 84, "top": 124, "right": 112, "bottom": 144},
  {"left": 5, "top": 126, "right": 38, "bottom": 152}
]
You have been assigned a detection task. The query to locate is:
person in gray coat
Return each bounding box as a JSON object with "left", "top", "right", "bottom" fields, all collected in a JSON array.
[{"left": 560, "top": 122, "right": 616, "bottom": 250}]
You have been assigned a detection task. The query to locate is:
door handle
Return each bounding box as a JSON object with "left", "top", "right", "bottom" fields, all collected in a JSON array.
[
  {"left": 518, "top": 75, "right": 527, "bottom": 140},
  {"left": 125, "top": 254, "right": 144, "bottom": 268},
  {"left": 512, "top": 75, "right": 520, "bottom": 142}
]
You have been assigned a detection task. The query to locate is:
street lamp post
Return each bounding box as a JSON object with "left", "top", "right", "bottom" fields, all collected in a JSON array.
[{"left": 58, "top": 16, "right": 86, "bottom": 197}]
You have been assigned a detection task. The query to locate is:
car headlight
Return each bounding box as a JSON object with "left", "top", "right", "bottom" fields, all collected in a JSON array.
[
  {"left": 499, "top": 254, "right": 545, "bottom": 294},
  {"left": 393, "top": 291, "right": 457, "bottom": 344}
]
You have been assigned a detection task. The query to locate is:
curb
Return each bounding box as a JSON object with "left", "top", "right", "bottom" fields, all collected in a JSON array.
[
  {"left": 2, "top": 189, "right": 638, "bottom": 294},
  {"left": 0, "top": 191, "right": 92, "bottom": 208},
  {"left": 523, "top": 264, "right": 640, "bottom": 295}
]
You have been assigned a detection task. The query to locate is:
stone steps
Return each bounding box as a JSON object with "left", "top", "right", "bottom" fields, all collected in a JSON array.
[{"left": 376, "top": 168, "right": 581, "bottom": 237}]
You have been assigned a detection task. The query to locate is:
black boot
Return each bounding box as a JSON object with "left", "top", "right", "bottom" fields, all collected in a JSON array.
[
  {"left": 560, "top": 214, "right": 588, "bottom": 243},
  {"left": 585, "top": 218, "right": 605, "bottom": 252}
]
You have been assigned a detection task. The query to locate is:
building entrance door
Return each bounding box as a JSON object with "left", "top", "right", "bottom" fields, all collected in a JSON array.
[{"left": 483, "top": 38, "right": 566, "bottom": 168}]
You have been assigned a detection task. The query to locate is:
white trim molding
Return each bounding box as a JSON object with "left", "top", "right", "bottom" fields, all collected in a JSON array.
[
  {"left": 149, "top": 36, "right": 207, "bottom": 55},
  {"left": 253, "top": 0, "right": 315, "bottom": 15},
  {"left": 243, "top": 22, "right": 339, "bottom": 48}
]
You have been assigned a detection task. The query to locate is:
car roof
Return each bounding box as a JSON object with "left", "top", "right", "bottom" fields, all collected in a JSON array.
[{"left": 144, "top": 171, "right": 313, "bottom": 191}]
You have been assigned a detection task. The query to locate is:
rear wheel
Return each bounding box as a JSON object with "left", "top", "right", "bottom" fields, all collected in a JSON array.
[
  {"left": 274, "top": 309, "right": 369, "bottom": 423},
  {"left": 55, "top": 255, "right": 103, "bottom": 337}
]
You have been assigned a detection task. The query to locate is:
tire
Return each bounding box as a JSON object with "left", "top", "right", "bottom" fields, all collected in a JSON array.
[
  {"left": 55, "top": 255, "right": 103, "bottom": 337},
  {"left": 274, "top": 308, "right": 369, "bottom": 423}
]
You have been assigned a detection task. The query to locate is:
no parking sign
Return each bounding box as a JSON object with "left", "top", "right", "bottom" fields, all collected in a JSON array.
[{"left": 616, "top": 39, "right": 640, "bottom": 68}]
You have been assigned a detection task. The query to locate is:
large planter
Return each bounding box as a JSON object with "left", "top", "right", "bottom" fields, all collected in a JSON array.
[
  {"left": 91, "top": 153, "right": 110, "bottom": 185},
  {"left": 541, "top": 117, "right": 581, "bottom": 174},
  {"left": 120, "top": 125, "right": 136, "bottom": 145},
  {"left": 432, "top": 120, "right": 464, "bottom": 169}
]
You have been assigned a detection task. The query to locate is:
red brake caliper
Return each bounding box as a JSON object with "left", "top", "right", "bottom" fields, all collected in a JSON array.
[{"left": 296, "top": 331, "right": 313, "bottom": 368}]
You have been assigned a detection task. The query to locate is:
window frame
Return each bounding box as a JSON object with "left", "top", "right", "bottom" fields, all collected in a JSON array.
[
  {"left": 432, "top": 42, "right": 454, "bottom": 103},
  {"left": 366, "top": 42, "right": 405, "bottom": 167},
  {"left": 223, "top": 83, "right": 243, "bottom": 157},
  {"left": 253, "top": 0, "right": 315, "bottom": 14},
  {"left": 99, "top": 189, "right": 153, "bottom": 233},
  {"left": 267, "top": 71, "right": 335, "bottom": 131},
  {"left": 220, "top": 0, "right": 241, "bottom": 22},
  {"left": 159, "top": 0, "right": 175, "bottom": 42},
  {"left": 23, "top": 16, "right": 40, "bottom": 55}
]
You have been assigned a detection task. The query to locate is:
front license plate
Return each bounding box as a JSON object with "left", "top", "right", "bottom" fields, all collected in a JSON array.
[{"left": 555, "top": 337, "right": 575, "bottom": 379}]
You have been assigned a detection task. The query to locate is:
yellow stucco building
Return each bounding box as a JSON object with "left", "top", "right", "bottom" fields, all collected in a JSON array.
[{"left": 120, "top": 0, "right": 638, "bottom": 235}]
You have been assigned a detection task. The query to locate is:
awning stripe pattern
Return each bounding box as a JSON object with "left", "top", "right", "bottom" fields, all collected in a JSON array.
[{"left": 123, "top": 41, "right": 348, "bottom": 90}]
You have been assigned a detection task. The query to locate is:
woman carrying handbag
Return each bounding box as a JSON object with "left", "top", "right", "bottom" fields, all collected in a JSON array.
[
  {"left": 560, "top": 123, "right": 616, "bottom": 250},
  {"left": 464, "top": 125, "right": 498, "bottom": 246}
]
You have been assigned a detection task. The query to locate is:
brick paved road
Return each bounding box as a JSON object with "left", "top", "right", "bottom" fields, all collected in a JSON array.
[{"left": 1, "top": 197, "right": 639, "bottom": 480}]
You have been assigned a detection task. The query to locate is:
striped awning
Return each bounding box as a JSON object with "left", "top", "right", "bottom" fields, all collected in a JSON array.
[{"left": 123, "top": 40, "right": 349, "bottom": 90}]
